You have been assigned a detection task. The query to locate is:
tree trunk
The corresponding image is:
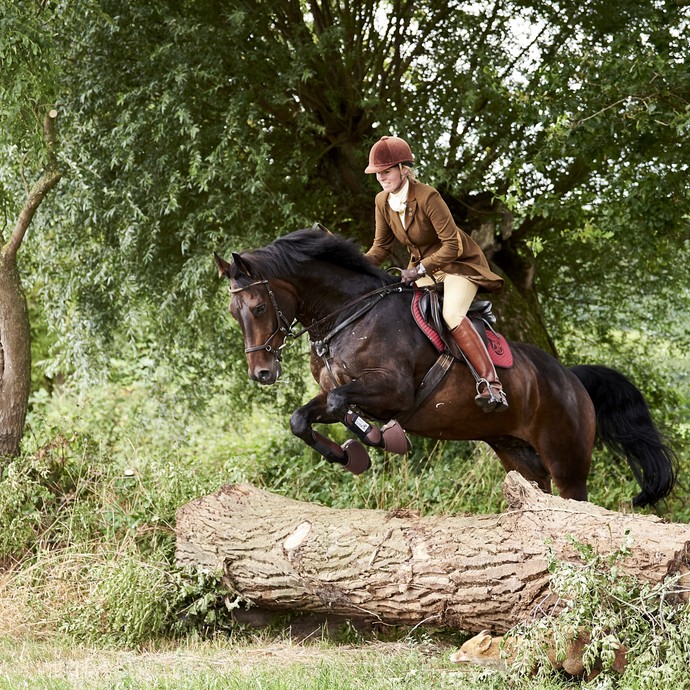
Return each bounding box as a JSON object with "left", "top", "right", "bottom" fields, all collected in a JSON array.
[
  {"left": 175, "top": 472, "right": 690, "bottom": 634},
  {"left": 0, "top": 109, "right": 61, "bottom": 460},
  {"left": 0, "top": 257, "right": 32, "bottom": 457}
]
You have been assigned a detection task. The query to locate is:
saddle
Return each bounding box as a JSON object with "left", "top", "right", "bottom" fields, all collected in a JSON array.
[{"left": 411, "top": 287, "right": 513, "bottom": 368}]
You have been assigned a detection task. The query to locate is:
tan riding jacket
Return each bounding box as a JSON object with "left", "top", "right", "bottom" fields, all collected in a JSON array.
[{"left": 365, "top": 180, "right": 504, "bottom": 294}]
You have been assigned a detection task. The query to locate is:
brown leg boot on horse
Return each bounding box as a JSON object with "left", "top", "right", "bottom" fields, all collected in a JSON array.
[{"left": 451, "top": 316, "right": 509, "bottom": 413}]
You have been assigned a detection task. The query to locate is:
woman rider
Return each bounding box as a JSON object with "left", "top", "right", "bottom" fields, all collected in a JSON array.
[{"left": 364, "top": 135, "right": 509, "bottom": 412}]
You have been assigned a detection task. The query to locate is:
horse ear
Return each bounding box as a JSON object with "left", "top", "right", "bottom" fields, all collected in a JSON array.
[
  {"left": 214, "top": 253, "right": 233, "bottom": 279},
  {"left": 311, "top": 222, "right": 332, "bottom": 234},
  {"left": 231, "top": 252, "right": 253, "bottom": 278}
]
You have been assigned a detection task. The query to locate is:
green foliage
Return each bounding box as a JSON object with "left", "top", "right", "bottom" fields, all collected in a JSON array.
[
  {"left": 507, "top": 537, "right": 690, "bottom": 688},
  {"left": 0, "top": 0, "right": 61, "bottom": 162},
  {"left": 257, "top": 434, "right": 507, "bottom": 516},
  {"left": 57, "top": 548, "right": 179, "bottom": 648},
  {"left": 1, "top": 0, "right": 685, "bottom": 387},
  {"left": 0, "top": 435, "right": 103, "bottom": 561},
  {"left": 173, "top": 568, "right": 241, "bottom": 639}
]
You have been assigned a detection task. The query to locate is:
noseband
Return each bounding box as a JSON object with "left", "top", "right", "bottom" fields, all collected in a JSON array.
[{"left": 230, "top": 279, "right": 294, "bottom": 360}]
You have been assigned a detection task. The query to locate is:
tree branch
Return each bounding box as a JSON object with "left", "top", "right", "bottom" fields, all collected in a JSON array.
[{"left": 5, "top": 109, "right": 62, "bottom": 262}]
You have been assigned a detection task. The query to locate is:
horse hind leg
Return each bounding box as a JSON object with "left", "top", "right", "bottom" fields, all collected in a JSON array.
[
  {"left": 486, "top": 436, "right": 553, "bottom": 494},
  {"left": 529, "top": 427, "right": 593, "bottom": 501}
]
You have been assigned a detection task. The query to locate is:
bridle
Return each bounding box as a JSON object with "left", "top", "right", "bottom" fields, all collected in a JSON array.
[
  {"left": 229, "top": 275, "right": 411, "bottom": 363},
  {"left": 229, "top": 279, "right": 294, "bottom": 361}
]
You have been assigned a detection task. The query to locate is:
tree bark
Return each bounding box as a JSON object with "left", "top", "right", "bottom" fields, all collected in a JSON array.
[
  {"left": 175, "top": 472, "right": 690, "bottom": 634},
  {"left": 0, "top": 257, "right": 32, "bottom": 457}
]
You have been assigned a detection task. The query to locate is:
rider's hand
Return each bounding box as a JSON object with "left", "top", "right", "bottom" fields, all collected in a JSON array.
[
  {"left": 401, "top": 266, "right": 421, "bottom": 285},
  {"left": 401, "top": 267, "right": 418, "bottom": 284}
]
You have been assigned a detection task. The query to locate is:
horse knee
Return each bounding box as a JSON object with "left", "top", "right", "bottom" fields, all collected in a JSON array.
[
  {"left": 325, "top": 390, "right": 348, "bottom": 418},
  {"left": 289, "top": 409, "right": 310, "bottom": 439}
]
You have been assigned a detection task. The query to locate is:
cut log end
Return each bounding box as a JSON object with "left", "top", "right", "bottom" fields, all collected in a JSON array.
[{"left": 502, "top": 471, "right": 542, "bottom": 509}]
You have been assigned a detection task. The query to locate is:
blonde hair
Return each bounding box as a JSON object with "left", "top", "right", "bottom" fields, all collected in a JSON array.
[{"left": 400, "top": 164, "right": 416, "bottom": 182}]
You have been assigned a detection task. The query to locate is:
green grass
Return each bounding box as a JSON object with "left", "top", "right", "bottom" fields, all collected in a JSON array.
[{"left": 0, "top": 637, "right": 558, "bottom": 690}]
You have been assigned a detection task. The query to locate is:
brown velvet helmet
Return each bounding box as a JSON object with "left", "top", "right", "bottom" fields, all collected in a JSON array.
[{"left": 364, "top": 136, "right": 414, "bottom": 173}]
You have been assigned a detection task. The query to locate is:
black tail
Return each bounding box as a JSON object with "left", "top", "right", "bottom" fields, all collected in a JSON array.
[{"left": 570, "top": 365, "right": 677, "bottom": 507}]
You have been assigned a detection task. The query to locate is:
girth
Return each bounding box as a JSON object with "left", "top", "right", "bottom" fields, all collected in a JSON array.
[{"left": 395, "top": 352, "right": 454, "bottom": 427}]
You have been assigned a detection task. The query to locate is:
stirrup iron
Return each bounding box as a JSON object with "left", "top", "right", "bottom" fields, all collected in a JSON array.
[{"left": 474, "top": 379, "right": 508, "bottom": 413}]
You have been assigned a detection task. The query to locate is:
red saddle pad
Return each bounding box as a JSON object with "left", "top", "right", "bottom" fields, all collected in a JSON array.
[{"left": 411, "top": 291, "right": 514, "bottom": 369}]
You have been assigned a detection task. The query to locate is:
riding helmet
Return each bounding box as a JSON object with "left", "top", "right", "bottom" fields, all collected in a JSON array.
[{"left": 364, "top": 136, "right": 414, "bottom": 173}]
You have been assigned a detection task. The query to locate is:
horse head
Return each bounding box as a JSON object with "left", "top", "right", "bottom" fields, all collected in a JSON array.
[{"left": 215, "top": 252, "right": 297, "bottom": 385}]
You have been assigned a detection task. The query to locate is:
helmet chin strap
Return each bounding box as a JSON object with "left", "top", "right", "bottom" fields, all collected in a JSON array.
[{"left": 390, "top": 167, "right": 408, "bottom": 194}]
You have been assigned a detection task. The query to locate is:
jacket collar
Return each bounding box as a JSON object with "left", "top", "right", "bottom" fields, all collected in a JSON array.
[{"left": 384, "top": 179, "right": 418, "bottom": 234}]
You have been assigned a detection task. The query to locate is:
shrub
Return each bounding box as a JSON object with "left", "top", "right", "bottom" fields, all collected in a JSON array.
[{"left": 509, "top": 537, "right": 690, "bottom": 688}]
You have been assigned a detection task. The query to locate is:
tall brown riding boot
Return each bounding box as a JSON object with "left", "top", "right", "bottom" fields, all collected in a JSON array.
[{"left": 451, "top": 316, "right": 509, "bottom": 413}]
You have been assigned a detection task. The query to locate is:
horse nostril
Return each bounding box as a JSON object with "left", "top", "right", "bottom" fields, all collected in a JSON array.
[{"left": 257, "top": 369, "right": 273, "bottom": 384}]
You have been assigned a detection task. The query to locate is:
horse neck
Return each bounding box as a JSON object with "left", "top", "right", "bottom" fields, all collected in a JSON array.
[{"left": 288, "top": 265, "right": 384, "bottom": 326}]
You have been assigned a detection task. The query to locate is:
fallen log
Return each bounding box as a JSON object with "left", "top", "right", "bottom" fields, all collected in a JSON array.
[{"left": 175, "top": 472, "right": 690, "bottom": 633}]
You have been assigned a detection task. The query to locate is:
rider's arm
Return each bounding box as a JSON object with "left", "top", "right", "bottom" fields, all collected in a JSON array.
[
  {"left": 418, "top": 188, "right": 461, "bottom": 275},
  {"left": 364, "top": 194, "right": 395, "bottom": 265}
]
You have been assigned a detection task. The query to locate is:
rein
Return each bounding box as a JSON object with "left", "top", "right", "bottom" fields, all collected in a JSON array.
[
  {"left": 291, "top": 282, "right": 408, "bottom": 353},
  {"left": 231, "top": 278, "right": 410, "bottom": 360}
]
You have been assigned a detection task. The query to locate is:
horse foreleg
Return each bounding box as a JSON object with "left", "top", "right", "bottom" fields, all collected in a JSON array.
[
  {"left": 343, "top": 411, "right": 411, "bottom": 455},
  {"left": 326, "top": 377, "right": 413, "bottom": 456},
  {"left": 290, "top": 393, "right": 371, "bottom": 474}
]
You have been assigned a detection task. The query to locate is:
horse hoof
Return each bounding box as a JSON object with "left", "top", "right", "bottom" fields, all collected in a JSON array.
[
  {"left": 381, "top": 420, "right": 411, "bottom": 455},
  {"left": 341, "top": 439, "right": 371, "bottom": 475}
]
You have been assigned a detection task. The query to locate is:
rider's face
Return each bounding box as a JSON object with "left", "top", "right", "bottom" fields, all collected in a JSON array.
[{"left": 376, "top": 166, "right": 406, "bottom": 194}]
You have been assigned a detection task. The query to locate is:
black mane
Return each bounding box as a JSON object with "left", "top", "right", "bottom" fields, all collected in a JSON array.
[{"left": 237, "top": 228, "right": 396, "bottom": 284}]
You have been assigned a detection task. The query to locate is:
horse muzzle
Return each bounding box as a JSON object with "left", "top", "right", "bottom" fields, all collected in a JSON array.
[{"left": 248, "top": 360, "right": 282, "bottom": 385}]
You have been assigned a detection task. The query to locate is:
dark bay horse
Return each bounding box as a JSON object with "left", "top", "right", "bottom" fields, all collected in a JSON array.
[{"left": 215, "top": 227, "right": 676, "bottom": 507}]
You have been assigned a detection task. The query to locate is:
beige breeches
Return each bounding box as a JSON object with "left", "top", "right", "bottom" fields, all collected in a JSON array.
[{"left": 415, "top": 272, "right": 478, "bottom": 329}]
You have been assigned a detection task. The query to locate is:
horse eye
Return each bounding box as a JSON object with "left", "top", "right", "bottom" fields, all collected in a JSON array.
[{"left": 252, "top": 304, "right": 267, "bottom": 316}]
